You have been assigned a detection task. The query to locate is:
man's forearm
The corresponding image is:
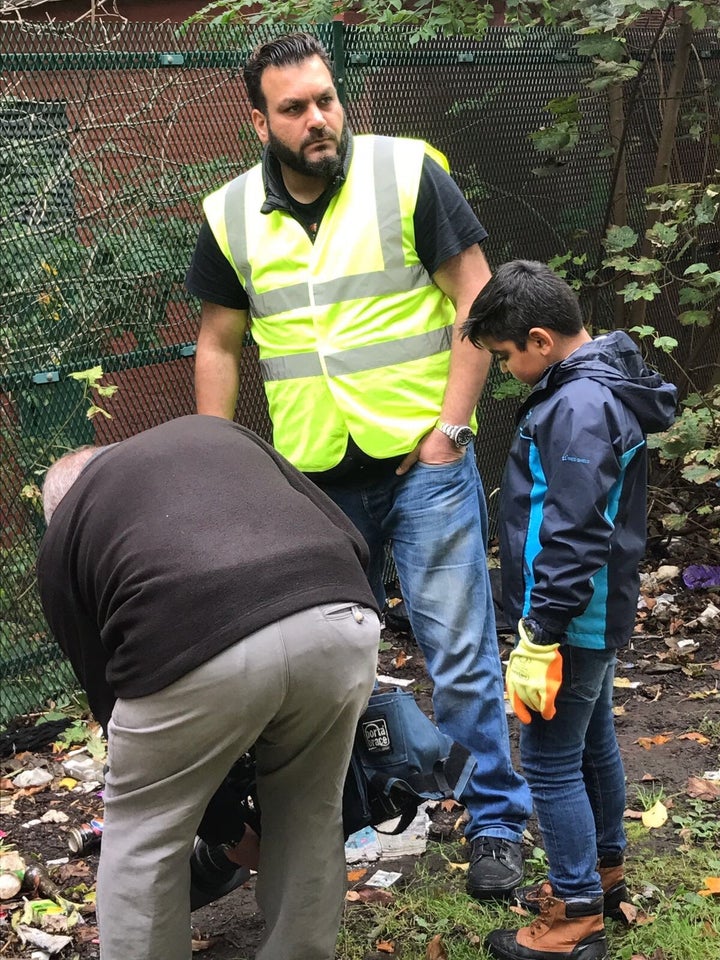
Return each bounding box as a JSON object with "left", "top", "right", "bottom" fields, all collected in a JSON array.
[
  {"left": 194, "top": 302, "right": 247, "bottom": 419},
  {"left": 195, "top": 346, "right": 241, "bottom": 419},
  {"left": 441, "top": 330, "right": 492, "bottom": 424}
]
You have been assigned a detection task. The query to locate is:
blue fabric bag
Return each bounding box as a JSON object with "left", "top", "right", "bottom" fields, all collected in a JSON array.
[{"left": 342, "top": 686, "right": 476, "bottom": 836}]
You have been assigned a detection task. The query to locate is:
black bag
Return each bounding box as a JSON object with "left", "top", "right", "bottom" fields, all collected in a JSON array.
[
  {"left": 342, "top": 686, "right": 475, "bottom": 837},
  {"left": 198, "top": 687, "right": 475, "bottom": 843}
]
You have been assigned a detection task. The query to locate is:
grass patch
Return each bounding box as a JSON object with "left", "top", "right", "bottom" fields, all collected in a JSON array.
[{"left": 338, "top": 837, "right": 720, "bottom": 959}]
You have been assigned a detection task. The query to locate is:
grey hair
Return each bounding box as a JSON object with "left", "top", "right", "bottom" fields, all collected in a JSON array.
[{"left": 42, "top": 446, "right": 100, "bottom": 524}]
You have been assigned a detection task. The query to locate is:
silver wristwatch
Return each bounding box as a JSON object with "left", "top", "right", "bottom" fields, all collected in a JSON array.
[{"left": 436, "top": 421, "right": 475, "bottom": 448}]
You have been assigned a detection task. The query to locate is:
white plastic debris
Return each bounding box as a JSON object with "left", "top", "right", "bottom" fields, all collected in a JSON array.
[
  {"left": 12, "top": 768, "right": 54, "bottom": 789},
  {"left": 17, "top": 926, "right": 72, "bottom": 955},
  {"left": 364, "top": 869, "right": 402, "bottom": 887},
  {"left": 345, "top": 826, "right": 381, "bottom": 864},
  {"left": 40, "top": 810, "right": 69, "bottom": 824},
  {"left": 377, "top": 805, "right": 430, "bottom": 857},
  {"left": 655, "top": 565, "right": 680, "bottom": 582},
  {"left": 61, "top": 756, "right": 105, "bottom": 783},
  {"left": 376, "top": 674, "right": 415, "bottom": 687},
  {"left": 687, "top": 602, "right": 720, "bottom": 629}
]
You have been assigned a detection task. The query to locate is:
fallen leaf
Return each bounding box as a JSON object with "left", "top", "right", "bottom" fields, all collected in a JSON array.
[
  {"left": 677, "top": 731, "right": 710, "bottom": 745},
  {"left": 0, "top": 778, "right": 14, "bottom": 792},
  {"left": 346, "top": 887, "right": 394, "bottom": 905},
  {"left": 376, "top": 939, "right": 395, "bottom": 953},
  {"left": 698, "top": 876, "right": 720, "bottom": 897},
  {"left": 635, "top": 734, "right": 672, "bottom": 750},
  {"left": 426, "top": 933, "right": 448, "bottom": 960},
  {"left": 446, "top": 861, "right": 469, "bottom": 872},
  {"left": 192, "top": 935, "right": 220, "bottom": 951},
  {"left": 347, "top": 868, "right": 367, "bottom": 883},
  {"left": 440, "top": 798, "right": 461, "bottom": 812},
  {"left": 55, "top": 862, "right": 92, "bottom": 882},
  {"left": 73, "top": 925, "right": 99, "bottom": 943},
  {"left": 624, "top": 808, "right": 644, "bottom": 820},
  {"left": 639, "top": 773, "right": 660, "bottom": 782},
  {"left": 391, "top": 651, "right": 409, "bottom": 668},
  {"left": 686, "top": 776, "right": 720, "bottom": 800},
  {"left": 619, "top": 901, "right": 638, "bottom": 924},
  {"left": 641, "top": 799, "right": 668, "bottom": 829},
  {"left": 612, "top": 705, "right": 626, "bottom": 716},
  {"left": 509, "top": 903, "right": 531, "bottom": 916}
]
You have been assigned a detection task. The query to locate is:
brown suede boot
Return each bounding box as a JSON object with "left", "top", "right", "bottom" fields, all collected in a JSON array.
[
  {"left": 516, "top": 857, "right": 628, "bottom": 921},
  {"left": 485, "top": 883, "right": 607, "bottom": 959}
]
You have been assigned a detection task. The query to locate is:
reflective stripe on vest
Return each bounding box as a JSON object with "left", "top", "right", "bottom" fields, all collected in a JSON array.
[{"left": 260, "top": 325, "right": 452, "bottom": 381}]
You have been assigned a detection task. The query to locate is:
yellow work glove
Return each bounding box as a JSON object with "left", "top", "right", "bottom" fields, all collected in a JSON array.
[{"left": 505, "top": 618, "right": 563, "bottom": 724}]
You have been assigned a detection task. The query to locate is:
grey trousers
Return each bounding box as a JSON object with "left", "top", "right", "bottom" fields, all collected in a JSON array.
[{"left": 98, "top": 603, "right": 379, "bottom": 960}]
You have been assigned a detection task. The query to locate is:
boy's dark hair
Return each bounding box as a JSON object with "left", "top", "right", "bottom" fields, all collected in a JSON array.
[
  {"left": 462, "top": 260, "right": 585, "bottom": 350},
  {"left": 243, "top": 32, "right": 333, "bottom": 114}
]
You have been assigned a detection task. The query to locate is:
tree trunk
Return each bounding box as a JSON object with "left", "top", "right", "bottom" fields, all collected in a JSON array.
[
  {"left": 608, "top": 81, "right": 628, "bottom": 328},
  {"left": 629, "top": 13, "right": 695, "bottom": 328}
]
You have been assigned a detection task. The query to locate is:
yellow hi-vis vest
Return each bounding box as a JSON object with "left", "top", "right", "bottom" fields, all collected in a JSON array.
[{"left": 203, "top": 135, "right": 456, "bottom": 472}]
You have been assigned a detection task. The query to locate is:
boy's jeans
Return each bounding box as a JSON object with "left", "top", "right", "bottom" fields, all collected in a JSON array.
[
  {"left": 519, "top": 645, "right": 627, "bottom": 900},
  {"left": 319, "top": 451, "right": 532, "bottom": 840}
]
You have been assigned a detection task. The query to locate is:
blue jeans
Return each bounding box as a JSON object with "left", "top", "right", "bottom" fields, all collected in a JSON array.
[
  {"left": 519, "top": 645, "right": 627, "bottom": 900},
  {"left": 318, "top": 452, "right": 532, "bottom": 841}
]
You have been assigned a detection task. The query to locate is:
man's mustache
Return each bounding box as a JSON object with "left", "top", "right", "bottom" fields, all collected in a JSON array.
[{"left": 302, "top": 129, "right": 336, "bottom": 147}]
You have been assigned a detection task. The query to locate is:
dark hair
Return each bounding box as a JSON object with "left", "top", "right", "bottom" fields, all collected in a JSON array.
[
  {"left": 243, "top": 32, "right": 333, "bottom": 113},
  {"left": 461, "top": 260, "right": 585, "bottom": 350}
]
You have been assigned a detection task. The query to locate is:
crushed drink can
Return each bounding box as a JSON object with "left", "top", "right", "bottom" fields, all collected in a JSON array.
[{"left": 68, "top": 818, "right": 104, "bottom": 855}]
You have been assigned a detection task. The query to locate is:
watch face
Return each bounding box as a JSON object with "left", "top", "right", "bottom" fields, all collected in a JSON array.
[{"left": 456, "top": 427, "right": 474, "bottom": 446}]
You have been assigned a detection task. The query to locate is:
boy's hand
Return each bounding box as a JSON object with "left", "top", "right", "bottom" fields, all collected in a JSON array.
[{"left": 505, "top": 619, "right": 563, "bottom": 723}]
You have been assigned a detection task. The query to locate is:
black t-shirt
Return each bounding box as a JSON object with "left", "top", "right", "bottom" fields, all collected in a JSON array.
[{"left": 185, "top": 154, "right": 488, "bottom": 310}]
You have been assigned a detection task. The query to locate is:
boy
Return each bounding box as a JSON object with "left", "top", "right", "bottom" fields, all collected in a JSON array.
[{"left": 461, "top": 261, "right": 677, "bottom": 960}]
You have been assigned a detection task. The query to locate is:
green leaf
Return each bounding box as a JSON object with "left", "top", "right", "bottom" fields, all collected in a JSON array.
[
  {"left": 653, "top": 336, "right": 678, "bottom": 354},
  {"left": 683, "top": 262, "right": 710, "bottom": 276},
  {"left": 662, "top": 513, "right": 688, "bottom": 531},
  {"left": 626, "top": 258, "right": 662, "bottom": 276},
  {"left": 678, "top": 310, "right": 711, "bottom": 327},
  {"left": 629, "top": 325, "right": 656, "bottom": 340},
  {"left": 86, "top": 404, "right": 113, "bottom": 420},
  {"left": 603, "top": 225, "right": 638, "bottom": 253},
  {"left": 576, "top": 36, "right": 626, "bottom": 61},
  {"left": 682, "top": 463, "right": 720, "bottom": 485},
  {"left": 646, "top": 222, "right": 678, "bottom": 246},
  {"left": 68, "top": 365, "right": 104, "bottom": 384},
  {"left": 620, "top": 281, "right": 660, "bottom": 302},
  {"left": 686, "top": 4, "right": 707, "bottom": 30},
  {"left": 604, "top": 255, "right": 635, "bottom": 272},
  {"left": 678, "top": 286, "right": 705, "bottom": 305},
  {"left": 693, "top": 194, "right": 718, "bottom": 224}
]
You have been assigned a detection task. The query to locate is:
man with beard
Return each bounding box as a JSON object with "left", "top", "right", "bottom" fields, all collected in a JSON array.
[{"left": 186, "top": 31, "right": 532, "bottom": 901}]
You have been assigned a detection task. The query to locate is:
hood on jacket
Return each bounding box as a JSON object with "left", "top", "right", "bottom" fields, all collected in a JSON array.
[{"left": 524, "top": 330, "right": 677, "bottom": 435}]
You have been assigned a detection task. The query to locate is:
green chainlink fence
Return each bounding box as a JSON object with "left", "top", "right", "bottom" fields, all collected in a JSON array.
[{"left": 1, "top": 20, "right": 718, "bottom": 727}]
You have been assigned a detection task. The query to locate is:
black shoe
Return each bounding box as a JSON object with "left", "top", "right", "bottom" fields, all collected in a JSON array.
[
  {"left": 466, "top": 837, "right": 523, "bottom": 900},
  {"left": 190, "top": 838, "right": 251, "bottom": 911}
]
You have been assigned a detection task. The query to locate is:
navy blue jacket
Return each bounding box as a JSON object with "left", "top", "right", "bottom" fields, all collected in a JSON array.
[{"left": 499, "top": 331, "right": 677, "bottom": 649}]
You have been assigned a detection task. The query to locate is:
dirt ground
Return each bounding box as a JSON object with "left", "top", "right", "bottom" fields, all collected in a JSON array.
[{"left": 1, "top": 548, "right": 719, "bottom": 959}]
